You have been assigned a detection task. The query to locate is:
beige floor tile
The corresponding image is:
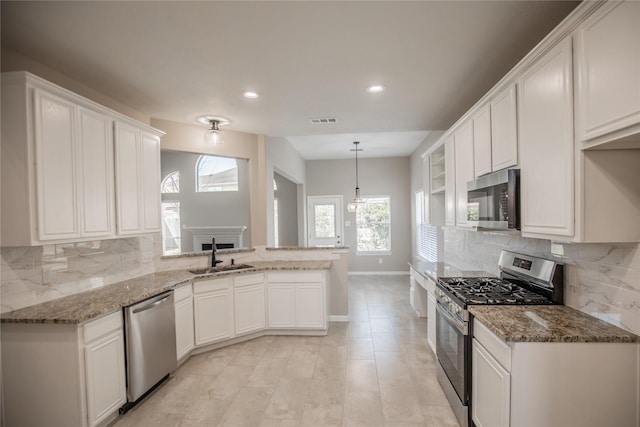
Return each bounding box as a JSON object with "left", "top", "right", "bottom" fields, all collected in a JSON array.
[
  {"left": 258, "top": 417, "right": 300, "bottom": 427},
  {"left": 177, "top": 394, "right": 232, "bottom": 426},
  {"left": 375, "top": 351, "right": 413, "bottom": 385},
  {"left": 248, "top": 357, "right": 289, "bottom": 387},
  {"left": 379, "top": 381, "right": 425, "bottom": 424},
  {"left": 299, "top": 402, "right": 343, "bottom": 427},
  {"left": 204, "top": 364, "right": 256, "bottom": 401},
  {"left": 347, "top": 320, "right": 372, "bottom": 338},
  {"left": 217, "top": 386, "right": 274, "bottom": 427},
  {"left": 347, "top": 337, "right": 374, "bottom": 360},
  {"left": 315, "top": 344, "right": 348, "bottom": 369},
  {"left": 264, "top": 377, "right": 312, "bottom": 420},
  {"left": 346, "top": 359, "right": 379, "bottom": 392},
  {"left": 283, "top": 349, "right": 319, "bottom": 379},
  {"left": 342, "top": 390, "right": 385, "bottom": 427}
]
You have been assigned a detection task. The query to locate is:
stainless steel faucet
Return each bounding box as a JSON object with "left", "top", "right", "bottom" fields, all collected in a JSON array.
[{"left": 211, "top": 237, "right": 223, "bottom": 268}]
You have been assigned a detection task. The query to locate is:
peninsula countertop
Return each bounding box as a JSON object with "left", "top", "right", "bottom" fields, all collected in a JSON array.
[
  {"left": 470, "top": 304, "right": 639, "bottom": 344},
  {"left": 1, "top": 260, "right": 331, "bottom": 325}
]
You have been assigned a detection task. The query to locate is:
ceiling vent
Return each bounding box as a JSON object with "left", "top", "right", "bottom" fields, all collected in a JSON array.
[{"left": 310, "top": 117, "right": 337, "bottom": 124}]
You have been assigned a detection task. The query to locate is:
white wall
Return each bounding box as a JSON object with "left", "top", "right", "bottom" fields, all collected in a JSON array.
[
  {"left": 273, "top": 172, "right": 299, "bottom": 246},
  {"left": 306, "top": 157, "right": 411, "bottom": 273},
  {"left": 265, "top": 137, "right": 307, "bottom": 246}
]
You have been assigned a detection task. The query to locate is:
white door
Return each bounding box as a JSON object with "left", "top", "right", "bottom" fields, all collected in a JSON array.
[{"left": 307, "top": 196, "right": 343, "bottom": 246}]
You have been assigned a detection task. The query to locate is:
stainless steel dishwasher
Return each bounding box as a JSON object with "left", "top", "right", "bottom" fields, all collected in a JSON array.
[{"left": 123, "top": 290, "right": 177, "bottom": 405}]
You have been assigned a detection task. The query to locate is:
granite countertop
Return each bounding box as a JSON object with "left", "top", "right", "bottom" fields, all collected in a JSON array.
[
  {"left": 409, "top": 261, "right": 494, "bottom": 281},
  {"left": 470, "top": 305, "right": 639, "bottom": 344},
  {"left": 160, "top": 247, "right": 255, "bottom": 259},
  {"left": 1, "top": 260, "right": 331, "bottom": 325},
  {"left": 266, "top": 246, "right": 349, "bottom": 251}
]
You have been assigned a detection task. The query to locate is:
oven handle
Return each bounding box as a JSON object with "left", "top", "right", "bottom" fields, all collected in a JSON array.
[{"left": 436, "top": 301, "right": 468, "bottom": 336}]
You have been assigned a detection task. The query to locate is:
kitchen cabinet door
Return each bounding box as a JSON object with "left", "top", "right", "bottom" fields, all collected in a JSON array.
[
  {"left": 78, "top": 107, "right": 115, "bottom": 237},
  {"left": 473, "top": 104, "right": 492, "bottom": 178},
  {"left": 114, "top": 121, "right": 162, "bottom": 235},
  {"left": 267, "top": 284, "right": 296, "bottom": 328},
  {"left": 444, "top": 137, "right": 456, "bottom": 227},
  {"left": 114, "top": 122, "right": 142, "bottom": 234},
  {"left": 174, "top": 288, "right": 194, "bottom": 361},
  {"left": 295, "top": 284, "right": 325, "bottom": 328},
  {"left": 140, "top": 131, "right": 161, "bottom": 232},
  {"left": 575, "top": 1, "right": 640, "bottom": 146},
  {"left": 453, "top": 121, "right": 474, "bottom": 227},
  {"left": 518, "top": 37, "right": 574, "bottom": 238},
  {"left": 427, "top": 291, "right": 437, "bottom": 355},
  {"left": 33, "top": 89, "right": 80, "bottom": 241},
  {"left": 234, "top": 282, "right": 266, "bottom": 335},
  {"left": 490, "top": 85, "right": 518, "bottom": 171},
  {"left": 472, "top": 338, "right": 510, "bottom": 427},
  {"left": 83, "top": 312, "right": 126, "bottom": 427},
  {"left": 193, "top": 285, "right": 234, "bottom": 345}
]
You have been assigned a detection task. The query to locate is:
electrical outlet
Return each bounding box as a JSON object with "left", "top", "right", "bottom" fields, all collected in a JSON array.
[
  {"left": 378, "top": 258, "right": 383, "bottom": 264},
  {"left": 142, "top": 254, "right": 152, "bottom": 264}
]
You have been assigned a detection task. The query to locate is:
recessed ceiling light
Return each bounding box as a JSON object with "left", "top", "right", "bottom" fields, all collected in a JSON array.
[
  {"left": 367, "top": 84, "right": 385, "bottom": 93},
  {"left": 243, "top": 91, "right": 259, "bottom": 99}
]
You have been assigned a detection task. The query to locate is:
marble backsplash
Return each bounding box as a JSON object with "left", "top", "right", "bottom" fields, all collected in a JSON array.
[
  {"left": 444, "top": 227, "right": 640, "bottom": 335},
  {"left": 1, "top": 235, "right": 159, "bottom": 314}
]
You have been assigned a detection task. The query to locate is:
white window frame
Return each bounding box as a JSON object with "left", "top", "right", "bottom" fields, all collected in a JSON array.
[
  {"left": 161, "top": 170, "right": 180, "bottom": 194},
  {"left": 415, "top": 190, "right": 429, "bottom": 260},
  {"left": 195, "top": 155, "right": 239, "bottom": 192},
  {"left": 355, "top": 195, "right": 391, "bottom": 255}
]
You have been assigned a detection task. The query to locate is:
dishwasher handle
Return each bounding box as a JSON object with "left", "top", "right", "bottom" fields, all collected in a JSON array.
[{"left": 131, "top": 292, "right": 173, "bottom": 314}]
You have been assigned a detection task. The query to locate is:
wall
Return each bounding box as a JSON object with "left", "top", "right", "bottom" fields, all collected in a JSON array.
[
  {"left": 160, "top": 151, "right": 251, "bottom": 252},
  {"left": 273, "top": 172, "right": 299, "bottom": 246},
  {"left": 265, "top": 137, "right": 307, "bottom": 247},
  {"left": 1, "top": 236, "right": 159, "bottom": 314},
  {"left": 152, "top": 118, "right": 267, "bottom": 247},
  {"left": 444, "top": 228, "right": 640, "bottom": 335},
  {"left": 306, "top": 157, "right": 411, "bottom": 273}
]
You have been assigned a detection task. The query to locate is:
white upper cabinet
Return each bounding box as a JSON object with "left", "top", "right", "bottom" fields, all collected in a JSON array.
[
  {"left": 453, "top": 121, "right": 474, "bottom": 227},
  {"left": 1, "top": 72, "right": 116, "bottom": 245},
  {"left": 518, "top": 38, "right": 574, "bottom": 239},
  {"left": 114, "top": 121, "right": 162, "bottom": 235},
  {"left": 444, "top": 137, "right": 456, "bottom": 227},
  {"left": 490, "top": 85, "right": 518, "bottom": 171},
  {"left": 574, "top": 1, "right": 640, "bottom": 148},
  {"left": 473, "top": 104, "right": 492, "bottom": 178}
]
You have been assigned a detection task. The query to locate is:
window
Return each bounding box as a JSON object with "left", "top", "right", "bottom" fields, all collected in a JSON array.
[
  {"left": 161, "top": 171, "right": 180, "bottom": 193},
  {"left": 161, "top": 201, "right": 181, "bottom": 255},
  {"left": 415, "top": 190, "right": 428, "bottom": 259},
  {"left": 356, "top": 196, "right": 391, "bottom": 253},
  {"left": 196, "top": 155, "right": 238, "bottom": 192}
]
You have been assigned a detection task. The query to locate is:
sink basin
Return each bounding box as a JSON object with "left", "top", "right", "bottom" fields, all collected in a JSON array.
[{"left": 189, "top": 264, "right": 254, "bottom": 275}]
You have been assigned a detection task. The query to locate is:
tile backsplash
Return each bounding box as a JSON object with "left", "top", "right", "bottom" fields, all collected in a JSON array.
[
  {"left": 444, "top": 228, "right": 640, "bottom": 335},
  {"left": 1, "top": 235, "right": 159, "bottom": 314}
]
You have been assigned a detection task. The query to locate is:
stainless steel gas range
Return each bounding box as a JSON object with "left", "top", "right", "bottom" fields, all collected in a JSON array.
[{"left": 435, "top": 250, "right": 564, "bottom": 427}]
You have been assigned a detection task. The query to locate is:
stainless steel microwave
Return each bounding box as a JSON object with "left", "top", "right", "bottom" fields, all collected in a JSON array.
[{"left": 467, "top": 169, "right": 519, "bottom": 230}]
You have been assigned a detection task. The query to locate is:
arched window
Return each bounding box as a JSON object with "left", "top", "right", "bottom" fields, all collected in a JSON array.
[
  {"left": 196, "top": 155, "right": 238, "bottom": 192},
  {"left": 161, "top": 171, "right": 180, "bottom": 193}
]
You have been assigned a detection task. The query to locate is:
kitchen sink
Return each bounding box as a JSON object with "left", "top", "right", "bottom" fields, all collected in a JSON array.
[{"left": 189, "top": 264, "right": 254, "bottom": 275}]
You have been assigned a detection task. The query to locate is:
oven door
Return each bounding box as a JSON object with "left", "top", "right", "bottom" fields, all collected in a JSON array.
[{"left": 436, "top": 301, "right": 469, "bottom": 404}]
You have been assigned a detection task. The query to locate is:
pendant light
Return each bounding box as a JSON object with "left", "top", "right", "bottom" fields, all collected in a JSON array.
[
  {"left": 204, "top": 119, "right": 224, "bottom": 144},
  {"left": 347, "top": 141, "right": 364, "bottom": 213}
]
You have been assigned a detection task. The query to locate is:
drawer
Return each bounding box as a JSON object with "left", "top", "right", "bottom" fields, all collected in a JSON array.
[
  {"left": 83, "top": 311, "right": 123, "bottom": 343},
  {"left": 174, "top": 283, "right": 193, "bottom": 301},
  {"left": 268, "top": 271, "right": 323, "bottom": 283},
  {"left": 473, "top": 318, "right": 512, "bottom": 371},
  {"left": 234, "top": 272, "right": 264, "bottom": 287},
  {"left": 193, "top": 277, "right": 232, "bottom": 294}
]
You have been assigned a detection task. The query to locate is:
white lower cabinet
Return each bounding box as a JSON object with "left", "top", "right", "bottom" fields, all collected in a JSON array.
[
  {"left": 472, "top": 338, "right": 510, "bottom": 427},
  {"left": 427, "top": 290, "right": 437, "bottom": 355},
  {"left": 234, "top": 273, "right": 266, "bottom": 335},
  {"left": 193, "top": 277, "right": 234, "bottom": 345},
  {"left": 1, "top": 311, "right": 126, "bottom": 427},
  {"left": 267, "top": 271, "right": 327, "bottom": 330},
  {"left": 83, "top": 311, "right": 127, "bottom": 427},
  {"left": 472, "top": 319, "right": 639, "bottom": 427},
  {"left": 174, "top": 284, "right": 195, "bottom": 361}
]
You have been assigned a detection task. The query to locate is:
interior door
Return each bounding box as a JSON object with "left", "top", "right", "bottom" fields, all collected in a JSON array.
[{"left": 307, "top": 196, "right": 343, "bottom": 246}]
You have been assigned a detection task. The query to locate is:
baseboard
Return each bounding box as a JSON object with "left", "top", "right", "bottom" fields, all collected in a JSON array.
[
  {"left": 348, "top": 271, "right": 410, "bottom": 276},
  {"left": 329, "top": 315, "right": 350, "bottom": 322}
]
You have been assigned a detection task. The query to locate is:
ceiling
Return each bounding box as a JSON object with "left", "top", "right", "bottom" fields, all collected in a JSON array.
[{"left": 1, "top": 1, "right": 580, "bottom": 159}]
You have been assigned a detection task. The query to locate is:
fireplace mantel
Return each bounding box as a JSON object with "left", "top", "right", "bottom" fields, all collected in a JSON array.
[{"left": 184, "top": 226, "right": 247, "bottom": 251}]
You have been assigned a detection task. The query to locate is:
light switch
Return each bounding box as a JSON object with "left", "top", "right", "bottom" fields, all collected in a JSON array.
[{"left": 345, "top": 220, "right": 351, "bottom": 227}]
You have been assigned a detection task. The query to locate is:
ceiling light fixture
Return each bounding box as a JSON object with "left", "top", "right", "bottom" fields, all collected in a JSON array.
[
  {"left": 243, "top": 91, "right": 259, "bottom": 99},
  {"left": 367, "top": 84, "right": 385, "bottom": 93},
  {"left": 197, "top": 115, "right": 230, "bottom": 145},
  {"left": 347, "top": 141, "right": 364, "bottom": 213}
]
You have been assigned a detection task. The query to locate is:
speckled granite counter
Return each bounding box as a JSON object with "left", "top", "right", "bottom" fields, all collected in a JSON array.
[
  {"left": 266, "top": 246, "right": 349, "bottom": 251},
  {"left": 470, "top": 305, "right": 639, "bottom": 343},
  {"left": 1, "top": 260, "right": 331, "bottom": 325},
  {"left": 409, "top": 261, "right": 493, "bottom": 281}
]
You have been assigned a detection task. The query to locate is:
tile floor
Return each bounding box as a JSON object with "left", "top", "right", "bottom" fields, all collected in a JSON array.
[{"left": 111, "top": 275, "right": 460, "bottom": 427}]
